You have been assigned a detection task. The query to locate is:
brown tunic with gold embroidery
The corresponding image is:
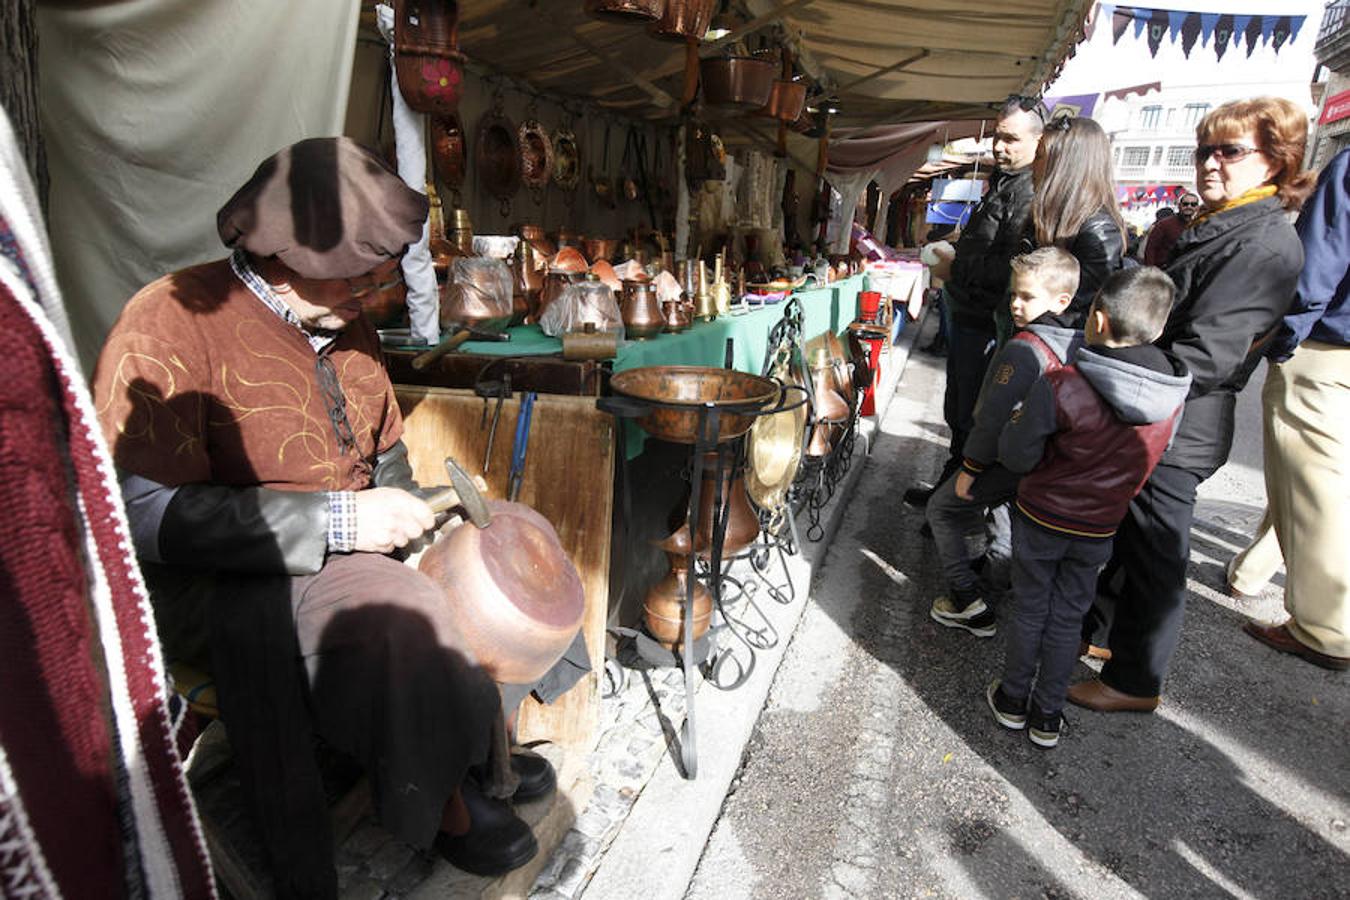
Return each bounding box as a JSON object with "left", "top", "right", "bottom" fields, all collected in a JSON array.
[{"left": 94, "top": 258, "right": 401, "bottom": 492}]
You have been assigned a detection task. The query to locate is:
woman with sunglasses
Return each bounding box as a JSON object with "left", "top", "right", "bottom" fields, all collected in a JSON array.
[
  {"left": 998, "top": 115, "right": 1126, "bottom": 343},
  {"left": 1072, "top": 97, "right": 1317, "bottom": 712}
]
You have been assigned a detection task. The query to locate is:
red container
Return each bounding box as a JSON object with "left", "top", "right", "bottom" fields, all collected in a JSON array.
[
  {"left": 858, "top": 290, "right": 882, "bottom": 324},
  {"left": 858, "top": 334, "right": 886, "bottom": 417}
]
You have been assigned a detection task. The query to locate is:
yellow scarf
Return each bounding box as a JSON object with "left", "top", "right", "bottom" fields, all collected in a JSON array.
[{"left": 1187, "top": 184, "right": 1278, "bottom": 229}]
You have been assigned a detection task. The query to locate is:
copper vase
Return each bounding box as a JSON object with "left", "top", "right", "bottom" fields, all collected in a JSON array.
[
  {"left": 620, "top": 279, "right": 663, "bottom": 340},
  {"left": 662, "top": 298, "right": 691, "bottom": 333},
  {"left": 643, "top": 556, "right": 713, "bottom": 651},
  {"left": 691, "top": 452, "right": 760, "bottom": 556}
]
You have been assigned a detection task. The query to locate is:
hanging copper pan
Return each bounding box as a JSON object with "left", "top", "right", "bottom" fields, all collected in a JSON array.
[
  {"left": 519, "top": 119, "right": 554, "bottom": 192},
  {"left": 759, "top": 79, "right": 808, "bottom": 122},
  {"left": 700, "top": 55, "right": 776, "bottom": 109},
  {"left": 650, "top": 0, "right": 715, "bottom": 41},
  {"left": 585, "top": 0, "right": 664, "bottom": 23},
  {"left": 477, "top": 108, "right": 520, "bottom": 213},
  {"left": 430, "top": 113, "right": 466, "bottom": 192},
  {"left": 552, "top": 127, "right": 581, "bottom": 191}
]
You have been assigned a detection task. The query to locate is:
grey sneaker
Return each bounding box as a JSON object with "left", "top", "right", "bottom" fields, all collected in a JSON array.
[
  {"left": 931, "top": 592, "right": 995, "bottom": 637},
  {"left": 1028, "top": 708, "right": 1062, "bottom": 748},
  {"left": 986, "top": 680, "right": 1027, "bottom": 730}
]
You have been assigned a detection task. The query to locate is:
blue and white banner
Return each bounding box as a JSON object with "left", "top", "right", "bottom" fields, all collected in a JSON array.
[{"left": 1097, "top": 4, "right": 1306, "bottom": 60}]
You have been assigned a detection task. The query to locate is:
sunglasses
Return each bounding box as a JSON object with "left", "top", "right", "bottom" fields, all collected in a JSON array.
[
  {"left": 1194, "top": 143, "right": 1261, "bottom": 165},
  {"left": 1004, "top": 93, "right": 1049, "bottom": 124}
]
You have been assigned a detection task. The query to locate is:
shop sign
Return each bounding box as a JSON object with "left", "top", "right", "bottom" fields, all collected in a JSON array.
[{"left": 1320, "top": 90, "right": 1350, "bottom": 125}]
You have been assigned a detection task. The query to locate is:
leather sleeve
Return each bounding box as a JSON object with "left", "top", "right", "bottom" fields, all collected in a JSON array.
[
  {"left": 371, "top": 440, "right": 418, "bottom": 491},
  {"left": 159, "top": 483, "right": 329, "bottom": 576},
  {"left": 1070, "top": 214, "right": 1125, "bottom": 311},
  {"left": 949, "top": 178, "right": 1033, "bottom": 312}
]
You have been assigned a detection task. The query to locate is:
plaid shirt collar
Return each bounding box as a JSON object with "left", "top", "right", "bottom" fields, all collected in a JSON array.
[{"left": 230, "top": 250, "right": 338, "bottom": 353}]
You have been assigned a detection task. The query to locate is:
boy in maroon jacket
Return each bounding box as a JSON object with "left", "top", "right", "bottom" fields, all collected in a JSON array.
[{"left": 987, "top": 267, "right": 1191, "bottom": 747}]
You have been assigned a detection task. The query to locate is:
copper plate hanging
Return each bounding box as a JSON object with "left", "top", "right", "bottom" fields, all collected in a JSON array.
[
  {"left": 477, "top": 108, "right": 520, "bottom": 213},
  {"left": 585, "top": 0, "right": 664, "bottom": 23},
  {"left": 518, "top": 119, "right": 554, "bottom": 191},
  {"left": 430, "top": 112, "right": 466, "bottom": 192},
  {"left": 393, "top": 0, "right": 465, "bottom": 115},
  {"left": 650, "top": 0, "right": 714, "bottom": 41},
  {"left": 552, "top": 127, "right": 581, "bottom": 191}
]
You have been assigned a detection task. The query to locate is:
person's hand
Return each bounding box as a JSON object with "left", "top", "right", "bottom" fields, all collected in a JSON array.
[
  {"left": 955, "top": 471, "right": 975, "bottom": 501},
  {"left": 353, "top": 487, "right": 436, "bottom": 554}
]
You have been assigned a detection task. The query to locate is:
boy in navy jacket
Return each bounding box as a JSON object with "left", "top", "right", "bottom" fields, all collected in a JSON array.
[
  {"left": 928, "top": 247, "right": 1084, "bottom": 637},
  {"left": 988, "top": 267, "right": 1191, "bottom": 747}
]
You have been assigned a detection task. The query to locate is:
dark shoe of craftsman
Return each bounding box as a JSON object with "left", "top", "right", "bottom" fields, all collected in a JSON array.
[
  {"left": 511, "top": 749, "right": 557, "bottom": 804},
  {"left": 434, "top": 782, "right": 538, "bottom": 877},
  {"left": 1243, "top": 621, "right": 1350, "bottom": 671},
  {"left": 1066, "top": 678, "right": 1160, "bottom": 713},
  {"left": 904, "top": 483, "right": 936, "bottom": 507}
]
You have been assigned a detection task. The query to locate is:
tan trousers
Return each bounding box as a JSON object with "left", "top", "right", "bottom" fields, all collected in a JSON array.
[
  {"left": 1228, "top": 507, "right": 1282, "bottom": 595},
  {"left": 1262, "top": 342, "right": 1350, "bottom": 658}
]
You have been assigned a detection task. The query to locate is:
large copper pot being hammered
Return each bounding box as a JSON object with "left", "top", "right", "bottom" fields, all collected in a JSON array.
[
  {"left": 419, "top": 469, "right": 584, "bottom": 685},
  {"left": 610, "top": 366, "right": 778, "bottom": 444}
]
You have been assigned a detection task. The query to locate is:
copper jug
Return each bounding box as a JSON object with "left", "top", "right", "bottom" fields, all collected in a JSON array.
[
  {"left": 519, "top": 223, "right": 556, "bottom": 258},
  {"left": 646, "top": 525, "right": 712, "bottom": 650},
  {"left": 662, "top": 298, "right": 691, "bottom": 333},
  {"left": 620, "top": 279, "right": 663, "bottom": 340},
  {"left": 692, "top": 452, "right": 760, "bottom": 556}
]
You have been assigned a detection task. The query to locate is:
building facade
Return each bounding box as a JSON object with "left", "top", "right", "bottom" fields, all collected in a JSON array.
[{"left": 1311, "top": 0, "right": 1350, "bottom": 168}]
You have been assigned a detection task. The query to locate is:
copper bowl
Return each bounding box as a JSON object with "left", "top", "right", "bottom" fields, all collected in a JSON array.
[
  {"left": 610, "top": 366, "right": 778, "bottom": 444},
  {"left": 551, "top": 245, "right": 589, "bottom": 274}
]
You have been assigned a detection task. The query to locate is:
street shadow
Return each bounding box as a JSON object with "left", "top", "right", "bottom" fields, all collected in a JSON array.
[{"left": 819, "top": 423, "right": 1349, "bottom": 897}]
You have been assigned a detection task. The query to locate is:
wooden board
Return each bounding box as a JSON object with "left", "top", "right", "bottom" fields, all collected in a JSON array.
[{"left": 395, "top": 385, "right": 614, "bottom": 771}]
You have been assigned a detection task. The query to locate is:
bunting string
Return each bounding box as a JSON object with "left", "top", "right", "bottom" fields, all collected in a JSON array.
[{"left": 1098, "top": 4, "right": 1306, "bottom": 59}]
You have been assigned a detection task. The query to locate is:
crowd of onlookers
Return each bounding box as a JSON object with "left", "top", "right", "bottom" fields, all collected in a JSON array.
[{"left": 912, "top": 95, "right": 1348, "bottom": 749}]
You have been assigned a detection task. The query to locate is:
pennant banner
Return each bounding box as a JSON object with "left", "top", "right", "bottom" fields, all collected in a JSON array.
[{"left": 1101, "top": 5, "right": 1306, "bottom": 61}]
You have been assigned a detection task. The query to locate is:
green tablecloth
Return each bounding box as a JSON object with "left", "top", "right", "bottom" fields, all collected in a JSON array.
[{"left": 448, "top": 273, "right": 868, "bottom": 365}]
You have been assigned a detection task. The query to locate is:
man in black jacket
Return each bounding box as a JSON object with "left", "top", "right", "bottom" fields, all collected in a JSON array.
[{"left": 909, "top": 96, "right": 1042, "bottom": 506}]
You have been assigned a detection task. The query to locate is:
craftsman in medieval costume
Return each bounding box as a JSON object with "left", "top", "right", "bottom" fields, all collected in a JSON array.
[{"left": 92, "top": 137, "right": 562, "bottom": 895}]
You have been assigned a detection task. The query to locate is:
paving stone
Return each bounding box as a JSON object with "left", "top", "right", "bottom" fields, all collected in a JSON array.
[{"left": 365, "top": 840, "right": 415, "bottom": 883}]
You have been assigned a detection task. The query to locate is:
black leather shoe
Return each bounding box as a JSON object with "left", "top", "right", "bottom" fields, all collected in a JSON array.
[
  {"left": 434, "top": 782, "right": 538, "bottom": 877},
  {"left": 903, "top": 483, "right": 935, "bottom": 507},
  {"left": 511, "top": 749, "right": 557, "bottom": 804}
]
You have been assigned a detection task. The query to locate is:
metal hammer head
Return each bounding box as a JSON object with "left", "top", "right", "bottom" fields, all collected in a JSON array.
[{"left": 444, "top": 457, "right": 492, "bottom": 528}]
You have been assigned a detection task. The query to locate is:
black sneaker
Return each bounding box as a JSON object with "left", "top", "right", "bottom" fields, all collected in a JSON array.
[
  {"left": 1028, "top": 707, "right": 1062, "bottom": 748},
  {"left": 986, "top": 680, "right": 1027, "bottom": 730},
  {"left": 903, "top": 483, "right": 936, "bottom": 507}
]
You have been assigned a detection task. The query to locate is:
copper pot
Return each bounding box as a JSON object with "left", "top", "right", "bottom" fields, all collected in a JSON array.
[
  {"left": 519, "top": 223, "right": 556, "bottom": 258},
  {"left": 691, "top": 452, "right": 760, "bottom": 556},
  {"left": 650, "top": 0, "right": 715, "bottom": 41},
  {"left": 583, "top": 238, "right": 619, "bottom": 264},
  {"left": 538, "top": 269, "right": 580, "bottom": 320},
  {"left": 759, "top": 79, "right": 808, "bottom": 122},
  {"left": 620, "top": 279, "right": 663, "bottom": 340},
  {"left": 555, "top": 227, "right": 583, "bottom": 250},
  {"left": 662, "top": 298, "right": 691, "bottom": 333},
  {"left": 419, "top": 499, "right": 585, "bottom": 684},
  {"left": 585, "top": 0, "right": 664, "bottom": 23},
  {"left": 591, "top": 260, "right": 622, "bottom": 293},
  {"left": 700, "top": 55, "right": 776, "bottom": 109}
]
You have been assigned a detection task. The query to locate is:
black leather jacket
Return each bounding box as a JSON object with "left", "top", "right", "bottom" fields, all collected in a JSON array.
[
  {"left": 946, "top": 167, "right": 1034, "bottom": 329},
  {"left": 1018, "top": 207, "right": 1125, "bottom": 316},
  {"left": 1160, "top": 196, "right": 1303, "bottom": 475}
]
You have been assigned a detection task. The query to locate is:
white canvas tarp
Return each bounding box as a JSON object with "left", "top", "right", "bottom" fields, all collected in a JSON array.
[{"left": 38, "top": 0, "right": 361, "bottom": 369}]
